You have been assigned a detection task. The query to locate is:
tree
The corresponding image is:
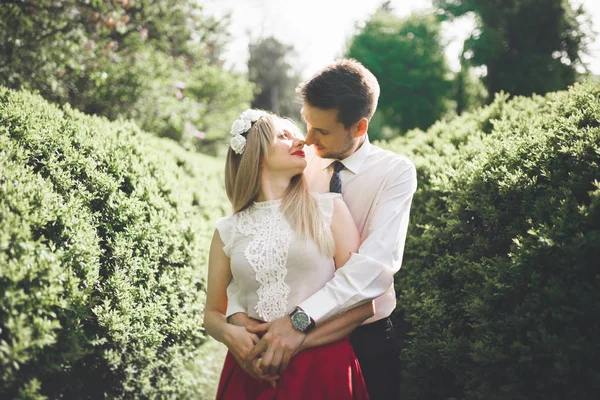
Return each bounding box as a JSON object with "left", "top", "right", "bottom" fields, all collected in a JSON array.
[
  {"left": 247, "top": 36, "right": 302, "bottom": 119},
  {"left": 455, "top": 57, "right": 488, "bottom": 115},
  {"left": 347, "top": 10, "right": 453, "bottom": 133},
  {"left": 0, "top": 0, "right": 253, "bottom": 147},
  {"left": 434, "top": 0, "right": 592, "bottom": 99}
]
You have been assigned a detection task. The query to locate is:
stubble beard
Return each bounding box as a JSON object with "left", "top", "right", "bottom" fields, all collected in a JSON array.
[{"left": 321, "top": 133, "right": 356, "bottom": 160}]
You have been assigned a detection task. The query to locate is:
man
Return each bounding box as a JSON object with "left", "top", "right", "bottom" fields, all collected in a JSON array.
[{"left": 228, "top": 59, "right": 416, "bottom": 399}]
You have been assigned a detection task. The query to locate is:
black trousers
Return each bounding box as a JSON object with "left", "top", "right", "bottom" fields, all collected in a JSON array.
[{"left": 350, "top": 317, "right": 401, "bottom": 400}]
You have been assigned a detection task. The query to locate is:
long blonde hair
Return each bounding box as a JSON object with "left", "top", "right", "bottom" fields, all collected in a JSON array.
[{"left": 225, "top": 114, "right": 335, "bottom": 256}]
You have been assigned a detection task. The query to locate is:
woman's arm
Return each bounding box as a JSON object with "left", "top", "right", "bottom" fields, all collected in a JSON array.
[
  {"left": 299, "top": 196, "right": 373, "bottom": 351},
  {"left": 203, "top": 229, "right": 247, "bottom": 344},
  {"left": 204, "top": 229, "right": 277, "bottom": 381}
]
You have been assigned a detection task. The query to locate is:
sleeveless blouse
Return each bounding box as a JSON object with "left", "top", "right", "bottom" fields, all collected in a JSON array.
[{"left": 215, "top": 193, "right": 340, "bottom": 322}]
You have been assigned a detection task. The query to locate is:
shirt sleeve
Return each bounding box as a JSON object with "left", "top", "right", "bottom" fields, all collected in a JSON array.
[
  {"left": 225, "top": 279, "right": 246, "bottom": 317},
  {"left": 215, "top": 215, "right": 246, "bottom": 316},
  {"left": 299, "top": 161, "right": 417, "bottom": 324},
  {"left": 215, "top": 215, "right": 235, "bottom": 257}
]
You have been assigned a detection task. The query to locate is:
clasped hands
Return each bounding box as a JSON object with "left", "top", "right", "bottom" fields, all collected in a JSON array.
[{"left": 225, "top": 312, "right": 307, "bottom": 386}]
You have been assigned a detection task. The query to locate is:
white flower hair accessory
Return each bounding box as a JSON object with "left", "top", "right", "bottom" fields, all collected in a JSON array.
[
  {"left": 229, "top": 109, "right": 268, "bottom": 154},
  {"left": 229, "top": 134, "right": 246, "bottom": 154}
]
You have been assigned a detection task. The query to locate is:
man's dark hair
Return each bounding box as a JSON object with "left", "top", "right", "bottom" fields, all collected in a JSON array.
[{"left": 298, "top": 59, "right": 380, "bottom": 129}]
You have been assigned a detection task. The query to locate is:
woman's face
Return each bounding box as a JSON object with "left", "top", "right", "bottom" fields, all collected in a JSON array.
[{"left": 262, "top": 119, "right": 307, "bottom": 175}]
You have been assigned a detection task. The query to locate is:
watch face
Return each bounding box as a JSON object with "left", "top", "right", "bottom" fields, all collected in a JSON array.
[{"left": 292, "top": 311, "right": 310, "bottom": 331}]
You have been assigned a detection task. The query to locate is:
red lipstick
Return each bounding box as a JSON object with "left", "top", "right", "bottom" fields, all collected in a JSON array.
[{"left": 292, "top": 150, "right": 305, "bottom": 157}]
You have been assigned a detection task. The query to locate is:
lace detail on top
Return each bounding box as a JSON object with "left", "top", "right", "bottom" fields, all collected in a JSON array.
[{"left": 237, "top": 200, "right": 292, "bottom": 322}]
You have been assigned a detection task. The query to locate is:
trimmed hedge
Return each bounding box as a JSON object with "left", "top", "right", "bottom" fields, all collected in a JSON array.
[
  {"left": 0, "top": 87, "right": 228, "bottom": 398},
  {"left": 383, "top": 82, "right": 600, "bottom": 399},
  {"left": 3, "top": 81, "right": 599, "bottom": 399}
]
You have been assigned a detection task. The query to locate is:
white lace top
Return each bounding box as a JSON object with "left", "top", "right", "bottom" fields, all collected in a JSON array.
[{"left": 216, "top": 193, "right": 340, "bottom": 322}]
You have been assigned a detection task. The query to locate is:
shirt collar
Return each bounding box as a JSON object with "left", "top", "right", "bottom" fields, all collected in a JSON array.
[{"left": 320, "top": 135, "right": 371, "bottom": 174}]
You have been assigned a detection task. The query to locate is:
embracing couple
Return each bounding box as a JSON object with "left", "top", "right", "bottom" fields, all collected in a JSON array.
[{"left": 204, "top": 59, "right": 417, "bottom": 400}]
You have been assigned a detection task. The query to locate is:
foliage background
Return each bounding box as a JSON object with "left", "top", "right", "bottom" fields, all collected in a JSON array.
[
  {"left": 0, "top": 0, "right": 253, "bottom": 151},
  {"left": 1, "top": 0, "right": 599, "bottom": 398},
  {"left": 382, "top": 82, "right": 600, "bottom": 399},
  {"left": 0, "top": 87, "right": 229, "bottom": 398}
]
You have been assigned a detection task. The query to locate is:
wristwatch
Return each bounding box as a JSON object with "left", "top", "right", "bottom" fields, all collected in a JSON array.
[{"left": 289, "top": 307, "right": 315, "bottom": 332}]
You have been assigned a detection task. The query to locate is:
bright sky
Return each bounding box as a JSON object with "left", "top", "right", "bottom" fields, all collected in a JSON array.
[{"left": 204, "top": 0, "right": 600, "bottom": 78}]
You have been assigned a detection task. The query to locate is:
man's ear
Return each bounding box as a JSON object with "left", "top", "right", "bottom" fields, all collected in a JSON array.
[{"left": 354, "top": 118, "right": 369, "bottom": 138}]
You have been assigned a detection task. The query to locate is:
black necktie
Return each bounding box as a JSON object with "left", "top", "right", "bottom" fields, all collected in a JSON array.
[{"left": 329, "top": 161, "right": 344, "bottom": 194}]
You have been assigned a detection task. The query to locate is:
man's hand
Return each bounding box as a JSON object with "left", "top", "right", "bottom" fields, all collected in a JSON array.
[{"left": 245, "top": 316, "right": 307, "bottom": 376}]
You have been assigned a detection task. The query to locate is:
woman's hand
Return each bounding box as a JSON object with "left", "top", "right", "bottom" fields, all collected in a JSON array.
[
  {"left": 223, "top": 324, "right": 279, "bottom": 384},
  {"left": 223, "top": 324, "right": 259, "bottom": 373}
]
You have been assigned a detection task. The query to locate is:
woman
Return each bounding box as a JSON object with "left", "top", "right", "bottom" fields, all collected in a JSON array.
[{"left": 203, "top": 110, "right": 373, "bottom": 399}]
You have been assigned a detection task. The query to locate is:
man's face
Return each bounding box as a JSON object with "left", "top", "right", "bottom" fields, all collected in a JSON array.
[{"left": 301, "top": 105, "right": 356, "bottom": 159}]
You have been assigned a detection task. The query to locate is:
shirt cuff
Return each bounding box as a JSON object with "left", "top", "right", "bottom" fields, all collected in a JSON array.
[{"left": 299, "top": 290, "right": 340, "bottom": 325}]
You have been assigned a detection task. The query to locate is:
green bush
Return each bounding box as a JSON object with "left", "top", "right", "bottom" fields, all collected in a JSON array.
[
  {"left": 0, "top": 87, "right": 228, "bottom": 398},
  {"left": 383, "top": 81, "right": 600, "bottom": 399}
]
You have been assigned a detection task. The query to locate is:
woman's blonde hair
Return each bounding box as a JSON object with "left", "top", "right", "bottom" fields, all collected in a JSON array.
[{"left": 225, "top": 114, "right": 335, "bottom": 256}]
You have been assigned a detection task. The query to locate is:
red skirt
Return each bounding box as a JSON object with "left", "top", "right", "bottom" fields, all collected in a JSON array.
[{"left": 216, "top": 338, "right": 369, "bottom": 400}]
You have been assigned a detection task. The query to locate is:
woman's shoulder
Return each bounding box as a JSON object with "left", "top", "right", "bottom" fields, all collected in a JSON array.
[
  {"left": 215, "top": 213, "right": 236, "bottom": 228},
  {"left": 310, "top": 192, "right": 342, "bottom": 202},
  {"left": 215, "top": 214, "right": 237, "bottom": 238},
  {"left": 310, "top": 192, "right": 344, "bottom": 210},
  {"left": 310, "top": 192, "right": 343, "bottom": 224},
  {"left": 215, "top": 214, "right": 238, "bottom": 256}
]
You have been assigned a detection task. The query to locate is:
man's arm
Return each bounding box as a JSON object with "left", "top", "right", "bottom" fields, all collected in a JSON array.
[
  {"left": 299, "top": 161, "right": 417, "bottom": 323},
  {"left": 299, "top": 301, "right": 375, "bottom": 352},
  {"left": 245, "top": 194, "right": 361, "bottom": 375}
]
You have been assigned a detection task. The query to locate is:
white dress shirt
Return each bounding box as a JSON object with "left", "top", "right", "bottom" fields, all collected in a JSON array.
[
  {"left": 224, "top": 135, "right": 416, "bottom": 325},
  {"left": 299, "top": 135, "right": 416, "bottom": 324}
]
